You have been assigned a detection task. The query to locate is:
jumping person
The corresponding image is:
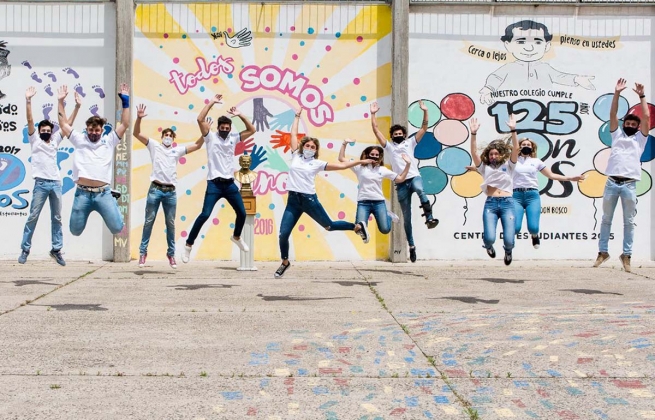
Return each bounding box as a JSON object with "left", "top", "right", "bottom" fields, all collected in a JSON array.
[
  {"left": 57, "top": 84, "right": 130, "bottom": 237},
  {"left": 133, "top": 104, "right": 206, "bottom": 269},
  {"left": 594, "top": 78, "right": 650, "bottom": 273},
  {"left": 182, "top": 94, "right": 256, "bottom": 263},
  {"left": 274, "top": 108, "right": 374, "bottom": 278},
  {"left": 18, "top": 86, "right": 82, "bottom": 265},
  {"left": 469, "top": 115, "right": 520, "bottom": 265},
  {"left": 513, "top": 139, "right": 584, "bottom": 248},
  {"left": 370, "top": 100, "right": 438, "bottom": 263},
  {"left": 338, "top": 139, "right": 411, "bottom": 235}
]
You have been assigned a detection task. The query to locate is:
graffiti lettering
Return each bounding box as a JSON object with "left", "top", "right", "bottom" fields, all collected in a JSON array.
[
  {"left": 541, "top": 161, "right": 574, "bottom": 198},
  {"left": 254, "top": 218, "right": 274, "bottom": 235},
  {"left": 252, "top": 170, "right": 288, "bottom": 196},
  {"left": 169, "top": 56, "right": 235, "bottom": 95},
  {"left": 0, "top": 145, "right": 20, "bottom": 154},
  {"left": 0, "top": 189, "right": 29, "bottom": 209},
  {"left": 488, "top": 100, "right": 581, "bottom": 135},
  {"left": 0, "top": 120, "right": 17, "bottom": 132},
  {"left": 0, "top": 103, "right": 18, "bottom": 115}
]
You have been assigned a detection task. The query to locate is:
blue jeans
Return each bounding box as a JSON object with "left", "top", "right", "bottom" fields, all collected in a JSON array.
[
  {"left": 356, "top": 200, "right": 391, "bottom": 234},
  {"left": 139, "top": 185, "right": 177, "bottom": 257},
  {"left": 599, "top": 178, "right": 637, "bottom": 255},
  {"left": 21, "top": 178, "right": 63, "bottom": 252},
  {"left": 513, "top": 189, "right": 541, "bottom": 235},
  {"left": 279, "top": 191, "right": 356, "bottom": 260},
  {"left": 396, "top": 176, "right": 430, "bottom": 247},
  {"left": 187, "top": 179, "right": 246, "bottom": 245},
  {"left": 483, "top": 197, "right": 515, "bottom": 252},
  {"left": 70, "top": 186, "right": 124, "bottom": 235}
]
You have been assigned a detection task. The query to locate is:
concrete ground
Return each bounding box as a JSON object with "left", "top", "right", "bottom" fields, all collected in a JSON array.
[{"left": 1, "top": 258, "right": 655, "bottom": 419}]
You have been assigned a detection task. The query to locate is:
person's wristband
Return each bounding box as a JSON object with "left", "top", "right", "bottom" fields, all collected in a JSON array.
[
  {"left": 510, "top": 129, "right": 517, "bottom": 133},
  {"left": 640, "top": 95, "right": 646, "bottom": 99},
  {"left": 471, "top": 132, "right": 477, "bottom": 135},
  {"left": 422, "top": 120, "right": 428, "bottom": 125}
]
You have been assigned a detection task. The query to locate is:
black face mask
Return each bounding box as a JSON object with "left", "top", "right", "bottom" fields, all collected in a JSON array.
[
  {"left": 520, "top": 146, "right": 532, "bottom": 155},
  {"left": 367, "top": 155, "right": 379, "bottom": 161},
  {"left": 39, "top": 132, "right": 52, "bottom": 141},
  {"left": 392, "top": 135, "right": 405, "bottom": 144},
  {"left": 218, "top": 130, "right": 230, "bottom": 139},
  {"left": 88, "top": 133, "right": 101, "bottom": 143},
  {"left": 623, "top": 126, "right": 639, "bottom": 137}
]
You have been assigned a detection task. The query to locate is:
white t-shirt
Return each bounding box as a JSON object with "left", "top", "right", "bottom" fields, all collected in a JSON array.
[
  {"left": 28, "top": 131, "right": 64, "bottom": 180},
  {"left": 383, "top": 138, "right": 420, "bottom": 180},
  {"left": 605, "top": 128, "right": 648, "bottom": 181},
  {"left": 146, "top": 139, "right": 187, "bottom": 186},
  {"left": 351, "top": 164, "right": 397, "bottom": 201},
  {"left": 68, "top": 130, "right": 120, "bottom": 184},
  {"left": 512, "top": 156, "right": 546, "bottom": 189},
  {"left": 205, "top": 130, "right": 240, "bottom": 180},
  {"left": 286, "top": 153, "right": 327, "bottom": 194},
  {"left": 477, "top": 160, "right": 515, "bottom": 196}
]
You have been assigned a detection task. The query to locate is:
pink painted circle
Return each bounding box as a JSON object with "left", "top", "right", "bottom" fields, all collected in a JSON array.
[
  {"left": 212, "top": 218, "right": 220, "bottom": 225},
  {"left": 433, "top": 119, "right": 469, "bottom": 146},
  {"left": 593, "top": 147, "right": 612, "bottom": 174}
]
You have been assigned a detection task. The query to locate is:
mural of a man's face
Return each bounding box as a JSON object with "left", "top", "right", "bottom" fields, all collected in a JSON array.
[{"left": 504, "top": 28, "right": 551, "bottom": 62}]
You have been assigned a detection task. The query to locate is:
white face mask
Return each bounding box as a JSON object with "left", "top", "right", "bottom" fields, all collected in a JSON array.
[
  {"left": 303, "top": 149, "right": 315, "bottom": 159},
  {"left": 162, "top": 136, "right": 173, "bottom": 147}
]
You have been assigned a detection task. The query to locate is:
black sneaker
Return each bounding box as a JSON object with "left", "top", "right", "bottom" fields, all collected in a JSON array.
[
  {"left": 531, "top": 235, "right": 540, "bottom": 249},
  {"left": 49, "top": 250, "right": 66, "bottom": 266},
  {"left": 426, "top": 217, "right": 439, "bottom": 229},
  {"left": 486, "top": 246, "right": 496, "bottom": 259},
  {"left": 504, "top": 251, "right": 512, "bottom": 266},
  {"left": 274, "top": 262, "right": 290, "bottom": 278},
  {"left": 111, "top": 189, "right": 121, "bottom": 200},
  {"left": 356, "top": 222, "right": 369, "bottom": 244},
  {"left": 409, "top": 246, "right": 417, "bottom": 263}
]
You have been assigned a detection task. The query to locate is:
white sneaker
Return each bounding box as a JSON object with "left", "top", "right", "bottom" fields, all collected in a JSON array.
[
  {"left": 231, "top": 236, "right": 250, "bottom": 252},
  {"left": 387, "top": 210, "right": 400, "bottom": 223},
  {"left": 182, "top": 245, "right": 192, "bottom": 263}
]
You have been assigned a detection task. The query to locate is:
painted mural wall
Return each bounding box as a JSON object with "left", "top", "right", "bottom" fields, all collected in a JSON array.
[
  {"left": 0, "top": 3, "right": 117, "bottom": 260},
  {"left": 131, "top": 3, "right": 393, "bottom": 261},
  {"left": 408, "top": 8, "right": 655, "bottom": 259}
]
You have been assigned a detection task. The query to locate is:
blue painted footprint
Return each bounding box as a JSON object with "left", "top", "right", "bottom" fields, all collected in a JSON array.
[
  {"left": 21, "top": 60, "right": 32, "bottom": 69},
  {"left": 31, "top": 72, "right": 42, "bottom": 83},
  {"left": 74, "top": 83, "right": 86, "bottom": 97},
  {"left": 62, "top": 170, "right": 75, "bottom": 195},
  {"left": 89, "top": 104, "right": 99, "bottom": 117},
  {"left": 42, "top": 103, "right": 53, "bottom": 121},
  {"left": 44, "top": 71, "right": 57, "bottom": 82},
  {"left": 22, "top": 124, "right": 37, "bottom": 144},
  {"left": 92, "top": 85, "right": 105, "bottom": 99},
  {"left": 62, "top": 67, "right": 79, "bottom": 79},
  {"left": 57, "top": 147, "right": 74, "bottom": 168},
  {"left": 44, "top": 84, "right": 53, "bottom": 96}
]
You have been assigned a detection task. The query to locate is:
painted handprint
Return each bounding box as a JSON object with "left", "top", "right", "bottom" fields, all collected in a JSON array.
[
  {"left": 235, "top": 137, "right": 255, "bottom": 156},
  {"left": 264, "top": 145, "right": 289, "bottom": 172},
  {"left": 252, "top": 98, "right": 273, "bottom": 132},
  {"left": 249, "top": 144, "right": 268, "bottom": 170},
  {"left": 269, "top": 109, "right": 296, "bottom": 131},
  {"left": 223, "top": 28, "right": 253, "bottom": 48},
  {"left": 270, "top": 130, "right": 304, "bottom": 154}
]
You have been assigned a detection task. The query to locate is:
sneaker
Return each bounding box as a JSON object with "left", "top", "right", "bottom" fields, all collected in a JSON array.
[
  {"left": 18, "top": 250, "right": 29, "bottom": 264},
  {"left": 387, "top": 210, "right": 400, "bottom": 223},
  {"left": 49, "top": 250, "right": 66, "bottom": 266},
  {"left": 486, "top": 246, "right": 496, "bottom": 259},
  {"left": 167, "top": 255, "right": 177, "bottom": 269},
  {"left": 619, "top": 254, "right": 631, "bottom": 273},
  {"left": 504, "top": 251, "right": 512, "bottom": 266},
  {"left": 531, "top": 235, "right": 540, "bottom": 249},
  {"left": 356, "top": 222, "right": 369, "bottom": 244},
  {"left": 593, "top": 252, "right": 610, "bottom": 268},
  {"left": 409, "top": 246, "right": 417, "bottom": 263},
  {"left": 425, "top": 217, "right": 439, "bottom": 229},
  {"left": 110, "top": 189, "right": 121, "bottom": 200},
  {"left": 274, "top": 262, "right": 290, "bottom": 278},
  {"left": 138, "top": 254, "right": 147, "bottom": 268},
  {"left": 182, "top": 244, "right": 192, "bottom": 263},
  {"left": 231, "top": 236, "right": 250, "bottom": 252}
]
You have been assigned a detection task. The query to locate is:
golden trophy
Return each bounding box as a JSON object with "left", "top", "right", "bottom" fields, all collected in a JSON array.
[{"left": 235, "top": 154, "right": 257, "bottom": 270}]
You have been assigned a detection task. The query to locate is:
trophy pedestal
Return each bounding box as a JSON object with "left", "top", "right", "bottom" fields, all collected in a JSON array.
[{"left": 237, "top": 194, "right": 257, "bottom": 271}]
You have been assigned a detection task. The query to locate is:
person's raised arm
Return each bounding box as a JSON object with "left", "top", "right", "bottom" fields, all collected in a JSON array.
[
  {"left": 394, "top": 153, "right": 412, "bottom": 183},
  {"left": 634, "top": 82, "right": 650, "bottom": 137},
  {"left": 326, "top": 158, "right": 375, "bottom": 172},
  {"left": 133, "top": 104, "right": 149, "bottom": 146},
  {"left": 370, "top": 102, "right": 387, "bottom": 147},
  {"left": 415, "top": 100, "right": 429, "bottom": 143},
  {"left": 57, "top": 85, "right": 73, "bottom": 138},
  {"left": 227, "top": 106, "right": 256, "bottom": 141},
  {"left": 540, "top": 167, "right": 584, "bottom": 182},
  {"left": 25, "top": 87, "right": 36, "bottom": 136},
  {"left": 469, "top": 118, "right": 481, "bottom": 167},
  {"left": 186, "top": 117, "right": 212, "bottom": 154},
  {"left": 67, "top": 92, "right": 82, "bottom": 127},
  {"left": 197, "top": 94, "right": 222, "bottom": 137},
  {"left": 610, "top": 78, "right": 627, "bottom": 133},
  {"left": 115, "top": 83, "right": 130, "bottom": 139},
  {"left": 290, "top": 108, "right": 302, "bottom": 153},
  {"left": 338, "top": 139, "right": 355, "bottom": 163},
  {"left": 508, "top": 114, "right": 519, "bottom": 164}
]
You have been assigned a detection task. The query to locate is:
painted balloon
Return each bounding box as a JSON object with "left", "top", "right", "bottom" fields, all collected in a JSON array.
[
  {"left": 598, "top": 120, "right": 622, "bottom": 147},
  {"left": 593, "top": 93, "right": 628, "bottom": 122},
  {"left": 637, "top": 169, "right": 652, "bottom": 197},
  {"left": 440, "top": 93, "right": 475, "bottom": 121},
  {"left": 578, "top": 170, "right": 607, "bottom": 198},
  {"left": 419, "top": 166, "right": 448, "bottom": 195},
  {"left": 437, "top": 146, "right": 472, "bottom": 176},
  {"left": 520, "top": 132, "right": 551, "bottom": 160},
  {"left": 450, "top": 170, "right": 482, "bottom": 198},
  {"left": 537, "top": 172, "right": 548, "bottom": 191},
  {"left": 413, "top": 132, "right": 442, "bottom": 160},
  {"left": 627, "top": 102, "right": 655, "bottom": 130},
  {"left": 641, "top": 135, "right": 655, "bottom": 162},
  {"left": 408, "top": 99, "right": 441, "bottom": 128},
  {"left": 592, "top": 148, "right": 612, "bottom": 175},
  {"left": 433, "top": 119, "right": 469, "bottom": 147}
]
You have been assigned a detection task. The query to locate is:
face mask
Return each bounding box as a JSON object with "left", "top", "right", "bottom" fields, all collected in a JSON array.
[
  {"left": 162, "top": 136, "right": 173, "bottom": 147},
  {"left": 392, "top": 135, "right": 405, "bottom": 144},
  {"left": 303, "top": 149, "right": 315, "bottom": 159},
  {"left": 367, "top": 155, "right": 379, "bottom": 162},
  {"left": 218, "top": 130, "right": 230, "bottom": 139},
  {"left": 520, "top": 146, "right": 532, "bottom": 155},
  {"left": 88, "top": 133, "right": 101, "bottom": 143},
  {"left": 623, "top": 126, "right": 639, "bottom": 137},
  {"left": 489, "top": 158, "right": 498, "bottom": 166},
  {"left": 39, "top": 132, "right": 52, "bottom": 141}
]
